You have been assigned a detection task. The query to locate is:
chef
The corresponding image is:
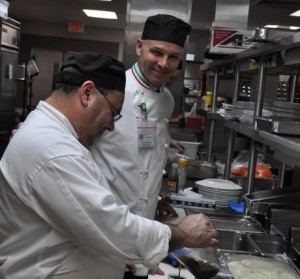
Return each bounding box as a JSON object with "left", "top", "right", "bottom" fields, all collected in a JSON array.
[
  {"left": 0, "top": 52, "right": 219, "bottom": 279},
  {"left": 90, "top": 14, "right": 191, "bottom": 277}
]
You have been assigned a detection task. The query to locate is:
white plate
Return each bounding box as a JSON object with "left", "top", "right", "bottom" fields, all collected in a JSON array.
[
  {"left": 197, "top": 187, "right": 242, "bottom": 195},
  {"left": 195, "top": 179, "right": 242, "bottom": 191}
]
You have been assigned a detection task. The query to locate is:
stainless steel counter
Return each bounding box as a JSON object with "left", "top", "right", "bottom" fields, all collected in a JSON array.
[{"left": 160, "top": 205, "right": 300, "bottom": 278}]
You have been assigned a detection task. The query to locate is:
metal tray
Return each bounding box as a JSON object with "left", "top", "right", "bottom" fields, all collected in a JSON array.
[
  {"left": 255, "top": 117, "right": 300, "bottom": 135},
  {"left": 187, "top": 159, "right": 218, "bottom": 180},
  {"left": 215, "top": 251, "right": 300, "bottom": 279},
  {"left": 248, "top": 233, "right": 287, "bottom": 255},
  {"left": 210, "top": 216, "right": 265, "bottom": 233}
]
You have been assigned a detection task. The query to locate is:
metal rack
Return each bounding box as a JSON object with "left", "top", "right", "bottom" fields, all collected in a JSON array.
[{"left": 200, "top": 32, "right": 300, "bottom": 194}]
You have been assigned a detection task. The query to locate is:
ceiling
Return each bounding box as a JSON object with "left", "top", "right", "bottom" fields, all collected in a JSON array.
[{"left": 7, "top": 0, "right": 300, "bottom": 32}]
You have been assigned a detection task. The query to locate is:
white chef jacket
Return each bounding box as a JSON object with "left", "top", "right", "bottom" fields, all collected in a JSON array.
[
  {"left": 0, "top": 101, "right": 171, "bottom": 279},
  {"left": 91, "top": 63, "right": 174, "bottom": 219}
]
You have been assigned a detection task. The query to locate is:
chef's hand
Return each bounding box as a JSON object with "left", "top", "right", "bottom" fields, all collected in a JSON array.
[
  {"left": 149, "top": 266, "right": 165, "bottom": 275},
  {"left": 125, "top": 264, "right": 136, "bottom": 274},
  {"left": 155, "top": 196, "right": 178, "bottom": 221},
  {"left": 169, "top": 139, "right": 185, "bottom": 153},
  {"left": 168, "top": 213, "right": 219, "bottom": 251},
  {"left": 126, "top": 264, "right": 165, "bottom": 276}
]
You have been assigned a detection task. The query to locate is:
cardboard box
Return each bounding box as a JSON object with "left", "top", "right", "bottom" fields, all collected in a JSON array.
[
  {"left": 209, "top": 28, "right": 256, "bottom": 54},
  {"left": 170, "top": 193, "right": 216, "bottom": 210}
]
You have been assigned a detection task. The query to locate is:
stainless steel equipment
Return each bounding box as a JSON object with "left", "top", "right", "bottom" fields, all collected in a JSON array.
[
  {"left": 209, "top": 215, "right": 265, "bottom": 233},
  {"left": 214, "top": 0, "right": 250, "bottom": 30},
  {"left": 244, "top": 187, "right": 300, "bottom": 215},
  {"left": 0, "top": 17, "right": 20, "bottom": 157},
  {"left": 249, "top": 27, "right": 295, "bottom": 42},
  {"left": 249, "top": 233, "right": 287, "bottom": 255},
  {"left": 218, "top": 230, "right": 258, "bottom": 252},
  {"left": 187, "top": 160, "right": 217, "bottom": 180},
  {"left": 256, "top": 117, "right": 300, "bottom": 135},
  {"left": 269, "top": 208, "right": 300, "bottom": 238}
]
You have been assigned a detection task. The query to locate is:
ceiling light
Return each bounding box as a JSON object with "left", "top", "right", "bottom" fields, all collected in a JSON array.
[
  {"left": 290, "top": 26, "right": 300, "bottom": 30},
  {"left": 290, "top": 10, "right": 300, "bottom": 17},
  {"left": 83, "top": 9, "right": 117, "bottom": 19},
  {"left": 264, "top": 25, "right": 279, "bottom": 28}
]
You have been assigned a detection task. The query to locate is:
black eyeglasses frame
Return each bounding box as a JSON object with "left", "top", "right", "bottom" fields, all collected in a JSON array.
[{"left": 96, "top": 87, "right": 122, "bottom": 123}]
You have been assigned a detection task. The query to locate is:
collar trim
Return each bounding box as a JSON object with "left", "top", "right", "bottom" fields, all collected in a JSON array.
[
  {"left": 132, "top": 63, "right": 165, "bottom": 93},
  {"left": 132, "top": 63, "right": 149, "bottom": 89}
]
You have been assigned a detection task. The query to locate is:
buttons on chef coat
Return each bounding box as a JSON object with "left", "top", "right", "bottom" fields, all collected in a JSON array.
[{"left": 140, "top": 169, "right": 148, "bottom": 178}]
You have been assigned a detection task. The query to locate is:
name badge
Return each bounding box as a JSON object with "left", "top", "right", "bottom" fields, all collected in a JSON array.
[{"left": 137, "top": 119, "right": 157, "bottom": 149}]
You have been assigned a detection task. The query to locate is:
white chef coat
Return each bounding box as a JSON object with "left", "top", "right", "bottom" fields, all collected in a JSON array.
[
  {"left": 0, "top": 101, "right": 171, "bottom": 279},
  {"left": 91, "top": 63, "right": 174, "bottom": 219}
]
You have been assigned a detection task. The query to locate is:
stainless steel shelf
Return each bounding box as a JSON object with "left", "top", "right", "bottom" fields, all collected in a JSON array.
[
  {"left": 259, "top": 131, "right": 300, "bottom": 167},
  {"left": 198, "top": 110, "right": 225, "bottom": 121},
  {"left": 221, "top": 120, "right": 300, "bottom": 167},
  {"left": 224, "top": 121, "right": 260, "bottom": 140},
  {"left": 200, "top": 32, "right": 300, "bottom": 71},
  {"left": 222, "top": 120, "right": 300, "bottom": 167},
  {"left": 200, "top": 31, "right": 300, "bottom": 187}
]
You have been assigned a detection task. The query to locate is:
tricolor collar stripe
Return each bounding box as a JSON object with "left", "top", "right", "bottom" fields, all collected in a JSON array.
[
  {"left": 131, "top": 68, "right": 148, "bottom": 89},
  {"left": 132, "top": 63, "right": 149, "bottom": 89}
]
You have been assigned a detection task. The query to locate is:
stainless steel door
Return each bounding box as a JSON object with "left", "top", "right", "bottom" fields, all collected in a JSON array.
[{"left": 0, "top": 47, "right": 18, "bottom": 157}]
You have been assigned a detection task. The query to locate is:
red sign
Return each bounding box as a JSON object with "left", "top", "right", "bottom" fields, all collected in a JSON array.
[
  {"left": 68, "top": 22, "right": 84, "bottom": 33},
  {"left": 213, "top": 29, "right": 237, "bottom": 46}
]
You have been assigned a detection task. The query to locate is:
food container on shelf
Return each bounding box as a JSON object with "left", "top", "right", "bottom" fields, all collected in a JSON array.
[
  {"left": 181, "top": 141, "right": 202, "bottom": 160},
  {"left": 187, "top": 160, "right": 217, "bottom": 180}
]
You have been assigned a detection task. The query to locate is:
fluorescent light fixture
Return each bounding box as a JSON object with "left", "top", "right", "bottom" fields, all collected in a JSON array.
[
  {"left": 83, "top": 9, "right": 117, "bottom": 19},
  {"left": 290, "top": 26, "right": 300, "bottom": 30},
  {"left": 98, "top": 0, "right": 112, "bottom": 1},
  {"left": 290, "top": 10, "right": 300, "bottom": 17},
  {"left": 264, "top": 25, "right": 279, "bottom": 28}
]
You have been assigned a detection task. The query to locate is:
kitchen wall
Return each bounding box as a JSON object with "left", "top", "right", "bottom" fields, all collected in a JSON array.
[
  {"left": 19, "top": 20, "right": 125, "bottom": 60},
  {"left": 14, "top": 19, "right": 126, "bottom": 108},
  {"left": 15, "top": 17, "right": 210, "bottom": 114}
]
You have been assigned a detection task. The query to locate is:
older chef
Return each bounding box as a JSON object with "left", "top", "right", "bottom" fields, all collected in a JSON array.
[
  {"left": 0, "top": 52, "right": 218, "bottom": 279},
  {"left": 90, "top": 14, "right": 191, "bottom": 278}
]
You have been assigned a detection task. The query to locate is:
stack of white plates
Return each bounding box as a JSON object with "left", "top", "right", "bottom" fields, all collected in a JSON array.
[
  {"left": 195, "top": 179, "right": 243, "bottom": 207},
  {"left": 219, "top": 101, "right": 272, "bottom": 124}
]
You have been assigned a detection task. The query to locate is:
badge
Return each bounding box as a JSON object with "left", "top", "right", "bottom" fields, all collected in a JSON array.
[{"left": 137, "top": 118, "right": 157, "bottom": 149}]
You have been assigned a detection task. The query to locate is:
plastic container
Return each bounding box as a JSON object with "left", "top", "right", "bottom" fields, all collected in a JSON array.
[
  {"left": 181, "top": 141, "right": 201, "bottom": 160},
  {"left": 178, "top": 158, "right": 188, "bottom": 191},
  {"left": 166, "top": 163, "right": 178, "bottom": 199},
  {"left": 185, "top": 115, "right": 203, "bottom": 131}
]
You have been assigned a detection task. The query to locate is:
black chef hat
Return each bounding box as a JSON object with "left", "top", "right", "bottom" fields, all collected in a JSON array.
[
  {"left": 56, "top": 52, "right": 126, "bottom": 92},
  {"left": 141, "top": 14, "right": 191, "bottom": 48}
]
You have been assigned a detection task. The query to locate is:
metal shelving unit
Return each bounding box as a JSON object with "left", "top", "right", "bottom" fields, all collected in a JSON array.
[{"left": 200, "top": 32, "right": 300, "bottom": 194}]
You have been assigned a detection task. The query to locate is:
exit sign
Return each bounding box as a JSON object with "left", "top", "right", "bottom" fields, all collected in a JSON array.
[{"left": 68, "top": 22, "right": 84, "bottom": 33}]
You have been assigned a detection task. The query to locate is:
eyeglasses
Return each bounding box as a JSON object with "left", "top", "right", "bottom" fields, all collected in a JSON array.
[{"left": 96, "top": 88, "right": 122, "bottom": 123}]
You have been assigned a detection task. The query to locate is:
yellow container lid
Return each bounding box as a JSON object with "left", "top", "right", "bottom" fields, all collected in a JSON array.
[{"left": 178, "top": 158, "right": 188, "bottom": 167}]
